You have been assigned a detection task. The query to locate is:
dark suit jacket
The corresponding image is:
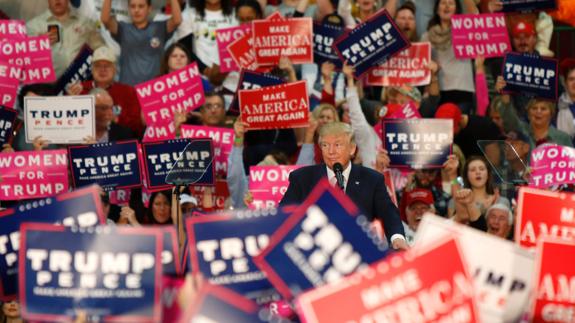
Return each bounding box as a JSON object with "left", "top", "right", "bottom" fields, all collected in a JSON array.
[{"left": 280, "top": 164, "right": 404, "bottom": 243}]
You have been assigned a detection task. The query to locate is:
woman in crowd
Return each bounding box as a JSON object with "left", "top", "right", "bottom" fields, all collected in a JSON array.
[
  {"left": 449, "top": 156, "right": 510, "bottom": 231},
  {"left": 235, "top": 0, "right": 263, "bottom": 24},
  {"left": 1, "top": 301, "right": 21, "bottom": 323},
  {"left": 119, "top": 190, "right": 173, "bottom": 225}
]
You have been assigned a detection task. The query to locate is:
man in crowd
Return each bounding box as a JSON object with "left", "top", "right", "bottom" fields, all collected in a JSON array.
[
  {"left": 27, "top": 0, "right": 104, "bottom": 78},
  {"left": 90, "top": 88, "right": 135, "bottom": 143},
  {"left": 394, "top": 1, "right": 418, "bottom": 42},
  {"left": 403, "top": 188, "right": 435, "bottom": 245},
  {"left": 281, "top": 122, "right": 408, "bottom": 250},
  {"left": 485, "top": 203, "right": 513, "bottom": 240}
]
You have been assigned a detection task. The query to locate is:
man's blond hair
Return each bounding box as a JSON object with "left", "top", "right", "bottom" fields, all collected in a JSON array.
[{"left": 318, "top": 122, "right": 355, "bottom": 144}]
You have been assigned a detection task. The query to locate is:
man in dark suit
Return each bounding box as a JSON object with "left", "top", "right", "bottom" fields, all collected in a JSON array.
[
  {"left": 90, "top": 88, "right": 134, "bottom": 142},
  {"left": 280, "top": 122, "right": 408, "bottom": 250}
]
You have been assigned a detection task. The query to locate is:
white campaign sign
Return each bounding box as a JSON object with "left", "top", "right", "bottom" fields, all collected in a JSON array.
[{"left": 414, "top": 215, "right": 535, "bottom": 323}]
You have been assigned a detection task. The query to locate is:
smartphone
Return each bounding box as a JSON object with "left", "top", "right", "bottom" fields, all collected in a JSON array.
[{"left": 47, "top": 24, "right": 60, "bottom": 43}]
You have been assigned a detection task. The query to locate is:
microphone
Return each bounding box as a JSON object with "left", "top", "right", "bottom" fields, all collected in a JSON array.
[{"left": 333, "top": 163, "right": 345, "bottom": 190}]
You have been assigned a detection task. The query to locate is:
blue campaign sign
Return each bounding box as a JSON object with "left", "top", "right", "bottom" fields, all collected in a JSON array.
[
  {"left": 501, "top": 0, "right": 556, "bottom": 13},
  {"left": 55, "top": 45, "right": 93, "bottom": 95},
  {"left": 229, "top": 70, "right": 285, "bottom": 115},
  {"left": 143, "top": 138, "right": 214, "bottom": 189},
  {"left": 19, "top": 224, "right": 163, "bottom": 322},
  {"left": 334, "top": 8, "right": 410, "bottom": 78},
  {"left": 181, "top": 284, "right": 263, "bottom": 322},
  {"left": 382, "top": 119, "right": 453, "bottom": 169},
  {"left": 253, "top": 180, "right": 388, "bottom": 299},
  {"left": 313, "top": 22, "right": 345, "bottom": 68},
  {"left": 0, "top": 107, "right": 17, "bottom": 146},
  {"left": 162, "top": 227, "right": 181, "bottom": 276},
  {"left": 502, "top": 52, "right": 558, "bottom": 100},
  {"left": 0, "top": 186, "right": 105, "bottom": 300},
  {"left": 186, "top": 208, "right": 287, "bottom": 304},
  {"left": 68, "top": 140, "right": 142, "bottom": 191}
]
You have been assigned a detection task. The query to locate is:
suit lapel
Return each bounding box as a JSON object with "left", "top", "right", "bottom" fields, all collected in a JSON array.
[{"left": 345, "top": 164, "right": 361, "bottom": 197}]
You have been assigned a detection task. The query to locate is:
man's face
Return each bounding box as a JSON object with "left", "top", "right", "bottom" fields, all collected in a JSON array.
[
  {"left": 200, "top": 95, "right": 226, "bottom": 126},
  {"left": 395, "top": 9, "right": 416, "bottom": 40},
  {"left": 92, "top": 60, "right": 116, "bottom": 85},
  {"left": 415, "top": 169, "right": 437, "bottom": 187},
  {"left": 486, "top": 209, "right": 511, "bottom": 239},
  {"left": 128, "top": 0, "right": 152, "bottom": 25},
  {"left": 48, "top": 0, "right": 69, "bottom": 17},
  {"left": 505, "top": 139, "right": 529, "bottom": 160},
  {"left": 512, "top": 33, "right": 537, "bottom": 53},
  {"left": 319, "top": 133, "right": 356, "bottom": 170},
  {"left": 406, "top": 201, "right": 431, "bottom": 232},
  {"left": 95, "top": 93, "right": 114, "bottom": 130}
]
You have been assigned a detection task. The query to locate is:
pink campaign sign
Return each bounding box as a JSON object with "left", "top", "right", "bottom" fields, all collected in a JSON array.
[
  {"left": 0, "top": 36, "right": 56, "bottom": 84},
  {"left": 451, "top": 13, "right": 511, "bottom": 59},
  {"left": 0, "top": 61, "right": 21, "bottom": 108},
  {"left": 180, "top": 125, "right": 234, "bottom": 177},
  {"left": 142, "top": 122, "right": 176, "bottom": 143},
  {"left": 529, "top": 144, "right": 575, "bottom": 188},
  {"left": 216, "top": 24, "right": 251, "bottom": 73},
  {"left": 135, "top": 62, "right": 205, "bottom": 126},
  {"left": 249, "top": 165, "right": 301, "bottom": 209},
  {"left": 0, "top": 20, "right": 27, "bottom": 39},
  {"left": 0, "top": 149, "right": 69, "bottom": 200}
]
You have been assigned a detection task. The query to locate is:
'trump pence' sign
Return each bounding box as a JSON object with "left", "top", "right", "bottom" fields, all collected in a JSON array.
[
  {"left": 297, "top": 237, "right": 479, "bottom": 323},
  {"left": 503, "top": 52, "right": 558, "bottom": 100},
  {"left": 0, "top": 107, "right": 17, "bottom": 146},
  {"left": 24, "top": 95, "right": 95, "bottom": 144},
  {"left": 19, "top": 224, "right": 162, "bottom": 322},
  {"left": 515, "top": 187, "right": 575, "bottom": 249}
]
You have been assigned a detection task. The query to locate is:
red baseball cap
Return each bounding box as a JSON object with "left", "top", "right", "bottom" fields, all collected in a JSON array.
[
  {"left": 511, "top": 21, "right": 536, "bottom": 37},
  {"left": 434, "top": 103, "right": 462, "bottom": 133},
  {"left": 404, "top": 188, "right": 434, "bottom": 207}
]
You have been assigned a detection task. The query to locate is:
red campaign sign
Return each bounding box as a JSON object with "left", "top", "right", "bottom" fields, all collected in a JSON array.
[
  {"left": 0, "top": 149, "right": 69, "bottom": 200},
  {"left": 249, "top": 165, "right": 301, "bottom": 209},
  {"left": 387, "top": 101, "right": 422, "bottom": 119},
  {"left": 0, "top": 36, "right": 56, "bottom": 84},
  {"left": 451, "top": 13, "right": 511, "bottom": 59},
  {"left": 239, "top": 80, "right": 309, "bottom": 130},
  {"left": 0, "top": 61, "right": 21, "bottom": 108},
  {"left": 297, "top": 237, "right": 480, "bottom": 323},
  {"left": 135, "top": 62, "right": 205, "bottom": 125},
  {"left": 366, "top": 42, "right": 431, "bottom": 87},
  {"left": 217, "top": 24, "right": 251, "bottom": 73},
  {"left": 515, "top": 187, "right": 575, "bottom": 249},
  {"left": 252, "top": 18, "right": 313, "bottom": 66},
  {"left": 382, "top": 169, "right": 398, "bottom": 207},
  {"left": 189, "top": 180, "right": 230, "bottom": 211},
  {"left": 530, "top": 238, "right": 575, "bottom": 323},
  {"left": 180, "top": 125, "right": 234, "bottom": 177},
  {"left": 0, "top": 20, "right": 27, "bottom": 39}
]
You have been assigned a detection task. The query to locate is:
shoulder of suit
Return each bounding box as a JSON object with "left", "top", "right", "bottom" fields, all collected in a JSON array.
[
  {"left": 355, "top": 164, "right": 384, "bottom": 179},
  {"left": 291, "top": 164, "right": 323, "bottom": 176}
]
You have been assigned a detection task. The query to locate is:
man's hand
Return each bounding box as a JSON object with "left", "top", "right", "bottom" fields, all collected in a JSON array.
[
  {"left": 392, "top": 238, "right": 409, "bottom": 251},
  {"left": 375, "top": 148, "right": 391, "bottom": 173},
  {"left": 487, "top": 0, "right": 503, "bottom": 13},
  {"left": 32, "top": 136, "right": 49, "bottom": 151},
  {"left": 442, "top": 154, "right": 459, "bottom": 181},
  {"left": 66, "top": 82, "right": 83, "bottom": 95}
]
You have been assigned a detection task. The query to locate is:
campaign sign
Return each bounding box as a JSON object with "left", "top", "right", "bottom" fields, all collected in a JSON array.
[
  {"left": 530, "top": 237, "right": 575, "bottom": 323},
  {"left": 55, "top": 45, "right": 93, "bottom": 95},
  {"left": 313, "top": 22, "right": 345, "bottom": 68},
  {"left": 297, "top": 237, "right": 479, "bottom": 323},
  {"left": 416, "top": 215, "right": 535, "bottom": 323},
  {"left": 217, "top": 24, "right": 251, "bottom": 73},
  {"left": 253, "top": 180, "right": 388, "bottom": 299},
  {"left": 501, "top": 0, "right": 557, "bottom": 13},
  {"left": 366, "top": 42, "right": 431, "bottom": 86},
  {"left": 24, "top": 95, "right": 95, "bottom": 144},
  {"left": 189, "top": 180, "right": 230, "bottom": 211},
  {"left": 161, "top": 276, "right": 186, "bottom": 322},
  {"left": 0, "top": 20, "right": 27, "bottom": 39},
  {"left": 162, "top": 139, "right": 215, "bottom": 187},
  {"left": 0, "top": 61, "right": 21, "bottom": 108},
  {"left": 502, "top": 52, "right": 558, "bottom": 100},
  {"left": 135, "top": 62, "right": 205, "bottom": 125},
  {"left": 180, "top": 125, "right": 234, "bottom": 177},
  {"left": 0, "top": 36, "right": 56, "bottom": 84},
  {"left": 180, "top": 283, "right": 263, "bottom": 322},
  {"left": 451, "top": 14, "right": 511, "bottom": 59},
  {"left": 162, "top": 227, "right": 181, "bottom": 276},
  {"left": 386, "top": 101, "right": 422, "bottom": 119},
  {"left": 0, "top": 186, "right": 105, "bottom": 300},
  {"left": 68, "top": 140, "right": 142, "bottom": 190},
  {"left": 186, "top": 208, "right": 287, "bottom": 303},
  {"left": 249, "top": 165, "right": 301, "bottom": 209},
  {"left": 0, "top": 107, "right": 16, "bottom": 146},
  {"left": 334, "top": 9, "right": 410, "bottom": 78},
  {"left": 0, "top": 149, "right": 68, "bottom": 200},
  {"left": 252, "top": 17, "right": 313, "bottom": 66},
  {"left": 227, "top": 30, "right": 258, "bottom": 71},
  {"left": 142, "top": 121, "right": 176, "bottom": 143},
  {"left": 529, "top": 144, "right": 575, "bottom": 188},
  {"left": 382, "top": 170, "right": 398, "bottom": 207},
  {"left": 19, "top": 224, "right": 162, "bottom": 322},
  {"left": 229, "top": 69, "right": 285, "bottom": 114},
  {"left": 515, "top": 187, "right": 575, "bottom": 249},
  {"left": 239, "top": 80, "right": 309, "bottom": 130},
  {"left": 382, "top": 119, "right": 453, "bottom": 169}
]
